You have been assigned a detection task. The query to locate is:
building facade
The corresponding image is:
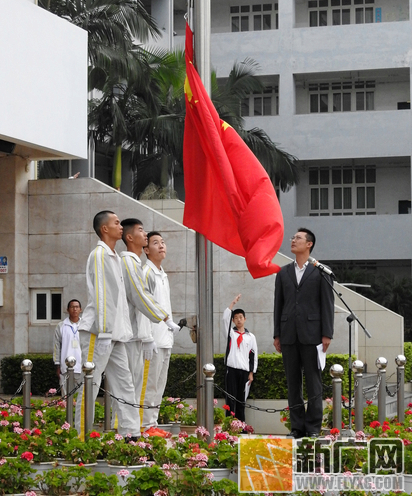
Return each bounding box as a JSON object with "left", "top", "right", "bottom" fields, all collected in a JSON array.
[{"left": 147, "top": 0, "right": 412, "bottom": 276}]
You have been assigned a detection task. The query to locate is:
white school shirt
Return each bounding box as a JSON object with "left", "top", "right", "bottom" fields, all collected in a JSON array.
[
  {"left": 222, "top": 308, "right": 258, "bottom": 373},
  {"left": 53, "top": 317, "right": 82, "bottom": 374}
]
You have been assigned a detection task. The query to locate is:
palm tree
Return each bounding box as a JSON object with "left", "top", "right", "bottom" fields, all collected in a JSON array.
[{"left": 38, "top": 0, "right": 160, "bottom": 188}]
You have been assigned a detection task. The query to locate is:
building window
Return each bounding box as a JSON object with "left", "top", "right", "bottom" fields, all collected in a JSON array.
[
  {"left": 309, "top": 166, "right": 376, "bottom": 215},
  {"left": 231, "top": 3, "right": 278, "bottom": 32},
  {"left": 309, "top": 0, "right": 374, "bottom": 26},
  {"left": 31, "top": 289, "right": 62, "bottom": 324},
  {"left": 309, "top": 81, "right": 374, "bottom": 113},
  {"left": 241, "top": 86, "right": 279, "bottom": 116}
]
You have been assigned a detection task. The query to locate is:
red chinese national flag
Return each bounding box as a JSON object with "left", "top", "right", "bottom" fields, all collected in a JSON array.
[{"left": 183, "top": 23, "right": 284, "bottom": 279}]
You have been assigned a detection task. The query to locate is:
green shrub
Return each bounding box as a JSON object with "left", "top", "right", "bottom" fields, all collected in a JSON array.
[
  {"left": 1, "top": 353, "right": 58, "bottom": 395},
  {"left": 404, "top": 342, "right": 412, "bottom": 382},
  {"left": 0, "top": 352, "right": 383, "bottom": 400}
]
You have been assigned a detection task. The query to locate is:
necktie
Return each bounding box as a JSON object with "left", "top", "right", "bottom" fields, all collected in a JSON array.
[{"left": 237, "top": 332, "right": 243, "bottom": 348}]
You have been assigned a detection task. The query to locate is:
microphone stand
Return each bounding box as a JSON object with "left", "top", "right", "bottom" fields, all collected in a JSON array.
[{"left": 316, "top": 267, "right": 372, "bottom": 436}]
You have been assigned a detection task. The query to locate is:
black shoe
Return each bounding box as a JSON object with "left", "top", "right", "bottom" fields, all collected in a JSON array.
[
  {"left": 287, "top": 429, "right": 304, "bottom": 439},
  {"left": 306, "top": 432, "right": 320, "bottom": 438}
]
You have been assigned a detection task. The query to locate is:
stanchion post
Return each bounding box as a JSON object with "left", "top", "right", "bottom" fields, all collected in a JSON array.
[
  {"left": 65, "top": 356, "right": 76, "bottom": 426},
  {"left": 330, "top": 364, "right": 344, "bottom": 433},
  {"left": 21, "top": 359, "right": 33, "bottom": 430},
  {"left": 352, "top": 360, "right": 364, "bottom": 433},
  {"left": 82, "top": 361, "right": 95, "bottom": 440},
  {"left": 396, "top": 355, "right": 406, "bottom": 423},
  {"left": 376, "top": 357, "right": 388, "bottom": 425},
  {"left": 203, "top": 363, "right": 216, "bottom": 444},
  {"left": 104, "top": 373, "right": 111, "bottom": 432}
]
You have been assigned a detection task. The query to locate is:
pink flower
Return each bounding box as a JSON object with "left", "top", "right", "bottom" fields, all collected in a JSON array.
[
  {"left": 213, "top": 399, "right": 218, "bottom": 406},
  {"left": 0, "top": 420, "right": 9, "bottom": 427},
  {"left": 35, "top": 410, "right": 43, "bottom": 418},
  {"left": 206, "top": 472, "right": 214, "bottom": 481},
  {"left": 62, "top": 422, "right": 70, "bottom": 430},
  {"left": 14, "top": 427, "right": 23, "bottom": 434},
  {"left": 139, "top": 456, "right": 148, "bottom": 463},
  {"left": 167, "top": 397, "right": 174, "bottom": 402},
  {"left": 0, "top": 459, "right": 6, "bottom": 466},
  {"left": 25, "top": 492, "right": 37, "bottom": 496},
  {"left": 12, "top": 421, "right": 20, "bottom": 427},
  {"left": 48, "top": 389, "right": 57, "bottom": 395},
  {"left": 195, "top": 426, "right": 210, "bottom": 437},
  {"left": 189, "top": 405, "right": 194, "bottom": 411},
  {"left": 177, "top": 403, "right": 184, "bottom": 409},
  {"left": 115, "top": 434, "right": 123, "bottom": 441},
  {"left": 21, "top": 451, "right": 34, "bottom": 462},
  {"left": 154, "top": 491, "right": 168, "bottom": 496},
  {"left": 106, "top": 440, "right": 114, "bottom": 445},
  {"left": 117, "top": 469, "right": 130, "bottom": 477}
]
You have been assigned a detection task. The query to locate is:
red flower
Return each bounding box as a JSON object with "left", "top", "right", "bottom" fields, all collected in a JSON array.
[
  {"left": 330, "top": 428, "right": 340, "bottom": 435},
  {"left": 20, "top": 434, "right": 28, "bottom": 441},
  {"left": 404, "top": 439, "right": 412, "bottom": 446},
  {"left": 383, "top": 420, "right": 390, "bottom": 425},
  {"left": 382, "top": 425, "right": 390, "bottom": 432},
  {"left": 0, "top": 411, "right": 8, "bottom": 417},
  {"left": 208, "top": 442, "right": 217, "bottom": 449},
  {"left": 214, "top": 432, "right": 229, "bottom": 441},
  {"left": 408, "top": 402, "right": 412, "bottom": 408},
  {"left": 223, "top": 405, "right": 230, "bottom": 411},
  {"left": 394, "top": 430, "right": 400, "bottom": 435},
  {"left": 32, "top": 429, "right": 42, "bottom": 436},
  {"left": 406, "top": 410, "right": 412, "bottom": 415},
  {"left": 24, "top": 429, "right": 31, "bottom": 434},
  {"left": 78, "top": 463, "right": 84, "bottom": 466},
  {"left": 89, "top": 431, "right": 100, "bottom": 438},
  {"left": 230, "top": 411, "right": 235, "bottom": 417},
  {"left": 370, "top": 421, "right": 381, "bottom": 429},
  {"left": 282, "top": 416, "right": 288, "bottom": 422},
  {"left": 341, "top": 421, "right": 345, "bottom": 429},
  {"left": 341, "top": 396, "right": 348, "bottom": 402},
  {"left": 366, "top": 400, "right": 372, "bottom": 406},
  {"left": 21, "top": 451, "right": 34, "bottom": 461}
]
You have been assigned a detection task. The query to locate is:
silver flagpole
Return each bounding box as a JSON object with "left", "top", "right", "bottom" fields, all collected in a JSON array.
[{"left": 190, "top": 0, "right": 213, "bottom": 427}]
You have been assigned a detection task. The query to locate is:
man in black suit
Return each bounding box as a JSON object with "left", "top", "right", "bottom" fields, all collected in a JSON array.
[{"left": 273, "top": 228, "right": 334, "bottom": 439}]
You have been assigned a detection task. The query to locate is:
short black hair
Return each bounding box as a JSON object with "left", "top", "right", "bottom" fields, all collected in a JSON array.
[
  {"left": 93, "top": 210, "right": 115, "bottom": 238},
  {"left": 297, "top": 227, "right": 316, "bottom": 253},
  {"left": 67, "top": 299, "right": 81, "bottom": 310},
  {"left": 147, "top": 231, "right": 162, "bottom": 244},
  {"left": 120, "top": 218, "right": 143, "bottom": 245},
  {"left": 232, "top": 308, "right": 246, "bottom": 319}
]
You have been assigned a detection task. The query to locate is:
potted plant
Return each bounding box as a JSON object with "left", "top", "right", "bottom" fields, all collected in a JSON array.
[
  {"left": 83, "top": 470, "right": 122, "bottom": 495},
  {"left": 60, "top": 432, "right": 102, "bottom": 465},
  {"left": 0, "top": 456, "right": 35, "bottom": 495},
  {"left": 177, "top": 467, "right": 214, "bottom": 496},
  {"left": 105, "top": 438, "right": 148, "bottom": 468},
  {"left": 34, "top": 464, "right": 91, "bottom": 496},
  {"left": 124, "top": 465, "right": 176, "bottom": 496}
]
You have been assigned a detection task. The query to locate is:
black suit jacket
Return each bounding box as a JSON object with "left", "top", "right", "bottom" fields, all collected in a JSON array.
[{"left": 273, "top": 262, "right": 334, "bottom": 345}]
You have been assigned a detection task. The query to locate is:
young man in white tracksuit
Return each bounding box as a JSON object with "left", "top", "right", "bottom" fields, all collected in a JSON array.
[
  {"left": 53, "top": 299, "right": 83, "bottom": 395},
  {"left": 140, "top": 231, "right": 179, "bottom": 431},
  {"left": 119, "top": 218, "right": 179, "bottom": 437},
  {"left": 74, "top": 210, "right": 140, "bottom": 440}
]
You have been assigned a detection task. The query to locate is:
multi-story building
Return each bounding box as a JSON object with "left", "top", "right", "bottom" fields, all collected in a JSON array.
[{"left": 147, "top": 0, "right": 412, "bottom": 277}]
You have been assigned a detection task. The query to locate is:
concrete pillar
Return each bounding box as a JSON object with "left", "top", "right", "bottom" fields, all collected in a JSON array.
[{"left": 0, "top": 155, "right": 30, "bottom": 367}]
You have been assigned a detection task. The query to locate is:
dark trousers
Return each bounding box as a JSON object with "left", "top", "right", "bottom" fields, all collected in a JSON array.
[
  {"left": 225, "top": 366, "right": 249, "bottom": 422},
  {"left": 282, "top": 341, "right": 323, "bottom": 435}
]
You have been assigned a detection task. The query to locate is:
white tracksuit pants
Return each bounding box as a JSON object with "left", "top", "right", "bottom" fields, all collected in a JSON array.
[
  {"left": 75, "top": 331, "right": 140, "bottom": 439},
  {"left": 140, "top": 347, "right": 171, "bottom": 429}
]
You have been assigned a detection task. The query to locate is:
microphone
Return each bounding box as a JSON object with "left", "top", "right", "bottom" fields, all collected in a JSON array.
[{"left": 308, "top": 256, "right": 335, "bottom": 278}]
